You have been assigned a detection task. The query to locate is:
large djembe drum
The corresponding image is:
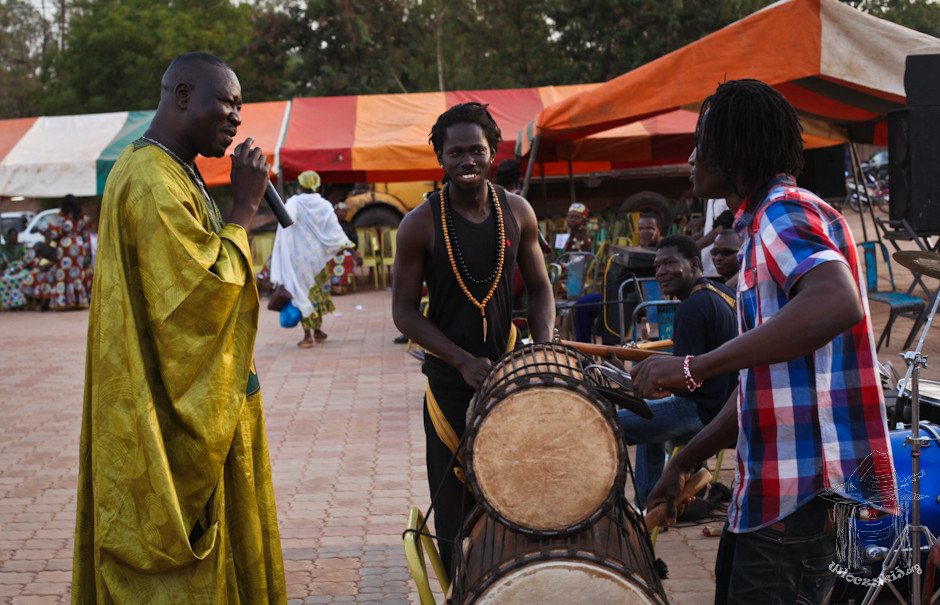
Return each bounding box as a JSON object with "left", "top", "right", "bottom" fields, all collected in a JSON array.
[
  {"left": 463, "top": 343, "right": 628, "bottom": 536},
  {"left": 451, "top": 342, "right": 667, "bottom": 604},
  {"left": 450, "top": 503, "right": 667, "bottom": 604}
]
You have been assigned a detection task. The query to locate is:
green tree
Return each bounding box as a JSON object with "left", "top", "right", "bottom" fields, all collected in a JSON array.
[
  {"left": 548, "top": 0, "right": 768, "bottom": 83},
  {"left": 847, "top": 0, "right": 940, "bottom": 37},
  {"left": 41, "top": 0, "right": 261, "bottom": 115},
  {"left": 0, "top": 0, "right": 48, "bottom": 118},
  {"left": 289, "top": 0, "right": 422, "bottom": 96},
  {"left": 437, "top": 0, "right": 571, "bottom": 90}
]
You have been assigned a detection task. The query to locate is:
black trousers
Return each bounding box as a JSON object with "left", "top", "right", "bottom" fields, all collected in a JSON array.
[{"left": 423, "top": 377, "right": 477, "bottom": 576}]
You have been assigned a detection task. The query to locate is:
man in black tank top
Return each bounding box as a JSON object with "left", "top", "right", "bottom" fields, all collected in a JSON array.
[{"left": 392, "top": 103, "right": 555, "bottom": 574}]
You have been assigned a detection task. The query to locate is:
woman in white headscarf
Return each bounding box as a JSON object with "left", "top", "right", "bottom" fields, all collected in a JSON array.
[{"left": 270, "top": 170, "right": 354, "bottom": 347}]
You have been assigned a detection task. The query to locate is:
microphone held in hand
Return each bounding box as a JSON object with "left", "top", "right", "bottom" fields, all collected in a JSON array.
[
  {"left": 232, "top": 139, "right": 293, "bottom": 229},
  {"left": 265, "top": 181, "right": 294, "bottom": 228}
]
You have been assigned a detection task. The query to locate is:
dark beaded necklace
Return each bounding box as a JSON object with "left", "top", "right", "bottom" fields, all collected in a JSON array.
[
  {"left": 441, "top": 181, "right": 503, "bottom": 285},
  {"left": 440, "top": 180, "right": 505, "bottom": 342}
]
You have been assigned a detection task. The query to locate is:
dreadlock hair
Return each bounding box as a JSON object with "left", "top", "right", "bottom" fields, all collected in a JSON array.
[
  {"left": 696, "top": 79, "right": 804, "bottom": 202},
  {"left": 429, "top": 102, "right": 503, "bottom": 158}
]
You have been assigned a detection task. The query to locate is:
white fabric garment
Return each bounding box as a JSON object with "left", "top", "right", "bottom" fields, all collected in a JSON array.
[
  {"left": 269, "top": 192, "right": 351, "bottom": 317},
  {"left": 700, "top": 198, "right": 729, "bottom": 279}
]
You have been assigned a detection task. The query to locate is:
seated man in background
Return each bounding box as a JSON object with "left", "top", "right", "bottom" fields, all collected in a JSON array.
[
  {"left": 637, "top": 212, "right": 663, "bottom": 249},
  {"left": 560, "top": 202, "right": 592, "bottom": 254},
  {"left": 617, "top": 234, "right": 737, "bottom": 507},
  {"left": 710, "top": 229, "right": 742, "bottom": 288}
]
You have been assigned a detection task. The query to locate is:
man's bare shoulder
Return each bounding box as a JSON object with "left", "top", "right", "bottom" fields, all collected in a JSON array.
[
  {"left": 397, "top": 199, "right": 433, "bottom": 244},
  {"left": 504, "top": 190, "right": 537, "bottom": 224}
]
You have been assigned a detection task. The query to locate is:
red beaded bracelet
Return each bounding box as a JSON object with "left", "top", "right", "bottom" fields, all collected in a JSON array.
[{"left": 683, "top": 355, "right": 703, "bottom": 392}]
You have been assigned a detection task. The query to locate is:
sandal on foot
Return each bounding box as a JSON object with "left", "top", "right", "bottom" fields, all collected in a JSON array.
[
  {"left": 314, "top": 331, "right": 328, "bottom": 343},
  {"left": 297, "top": 339, "right": 313, "bottom": 348}
]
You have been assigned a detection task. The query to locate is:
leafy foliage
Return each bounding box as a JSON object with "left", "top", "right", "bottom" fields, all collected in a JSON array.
[
  {"left": 548, "top": 0, "right": 769, "bottom": 83},
  {"left": 0, "top": 0, "right": 48, "bottom": 118},
  {"left": 40, "top": 0, "right": 258, "bottom": 115},
  {"left": 848, "top": 0, "right": 940, "bottom": 37}
]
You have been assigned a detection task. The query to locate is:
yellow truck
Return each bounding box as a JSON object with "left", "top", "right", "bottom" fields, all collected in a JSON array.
[{"left": 343, "top": 181, "right": 439, "bottom": 227}]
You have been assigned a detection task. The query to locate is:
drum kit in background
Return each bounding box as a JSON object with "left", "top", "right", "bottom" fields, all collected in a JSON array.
[
  {"left": 449, "top": 342, "right": 675, "bottom": 604},
  {"left": 836, "top": 250, "right": 940, "bottom": 605}
]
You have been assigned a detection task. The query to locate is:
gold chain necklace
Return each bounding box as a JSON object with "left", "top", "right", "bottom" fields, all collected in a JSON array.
[
  {"left": 440, "top": 180, "right": 505, "bottom": 342},
  {"left": 140, "top": 136, "right": 224, "bottom": 232}
]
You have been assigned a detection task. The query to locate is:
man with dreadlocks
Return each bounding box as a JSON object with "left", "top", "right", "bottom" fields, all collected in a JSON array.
[
  {"left": 631, "top": 79, "right": 897, "bottom": 603},
  {"left": 392, "top": 102, "right": 554, "bottom": 573}
]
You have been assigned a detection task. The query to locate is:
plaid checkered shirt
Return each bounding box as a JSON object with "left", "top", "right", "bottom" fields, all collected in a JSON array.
[{"left": 728, "top": 174, "right": 898, "bottom": 532}]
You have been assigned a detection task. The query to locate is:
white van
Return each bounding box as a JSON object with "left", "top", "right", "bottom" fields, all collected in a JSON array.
[{"left": 17, "top": 209, "right": 60, "bottom": 246}]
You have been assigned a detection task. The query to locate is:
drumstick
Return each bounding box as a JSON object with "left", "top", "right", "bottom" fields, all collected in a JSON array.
[
  {"left": 558, "top": 339, "right": 673, "bottom": 361},
  {"left": 644, "top": 468, "right": 713, "bottom": 530}
]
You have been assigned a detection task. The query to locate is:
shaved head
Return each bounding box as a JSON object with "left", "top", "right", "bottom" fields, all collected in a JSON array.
[
  {"left": 146, "top": 52, "right": 242, "bottom": 162},
  {"left": 160, "top": 52, "right": 233, "bottom": 102}
]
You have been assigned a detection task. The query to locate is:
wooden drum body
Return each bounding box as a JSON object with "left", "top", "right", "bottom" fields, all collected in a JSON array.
[
  {"left": 464, "top": 343, "right": 626, "bottom": 536},
  {"left": 451, "top": 505, "right": 667, "bottom": 605}
]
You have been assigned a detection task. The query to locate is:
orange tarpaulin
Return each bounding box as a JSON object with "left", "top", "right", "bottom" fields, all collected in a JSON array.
[
  {"left": 196, "top": 100, "right": 289, "bottom": 188},
  {"left": 280, "top": 86, "right": 594, "bottom": 183},
  {"left": 521, "top": 0, "right": 940, "bottom": 161},
  {"left": 0, "top": 118, "right": 37, "bottom": 165}
]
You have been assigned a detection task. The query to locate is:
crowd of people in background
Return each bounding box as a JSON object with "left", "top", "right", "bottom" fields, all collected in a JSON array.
[{"left": 0, "top": 194, "right": 95, "bottom": 311}]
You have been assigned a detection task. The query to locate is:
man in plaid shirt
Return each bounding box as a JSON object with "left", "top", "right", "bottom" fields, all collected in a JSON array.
[{"left": 631, "top": 79, "right": 897, "bottom": 604}]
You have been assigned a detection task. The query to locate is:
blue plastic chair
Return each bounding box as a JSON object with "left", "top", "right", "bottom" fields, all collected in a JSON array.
[
  {"left": 632, "top": 300, "right": 680, "bottom": 347},
  {"left": 858, "top": 241, "right": 926, "bottom": 351},
  {"left": 615, "top": 276, "right": 661, "bottom": 344}
]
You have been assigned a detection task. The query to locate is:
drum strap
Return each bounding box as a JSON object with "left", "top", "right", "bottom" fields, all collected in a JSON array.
[
  {"left": 690, "top": 281, "right": 736, "bottom": 309},
  {"left": 425, "top": 324, "right": 518, "bottom": 484}
]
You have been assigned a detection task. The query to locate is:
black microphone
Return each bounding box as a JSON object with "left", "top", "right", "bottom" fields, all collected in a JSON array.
[
  {"left": 265, "top": 180, "right": 294, "bottom": 228},
  {"left": 232, "top": 141, "right": 293, "bottom": 228}
]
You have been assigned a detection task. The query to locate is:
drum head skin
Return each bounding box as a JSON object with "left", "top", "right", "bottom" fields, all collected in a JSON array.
[
  {"left": 474, "top": 561, "right": 660, "bottom": 605},
  {"left": 472, "top": 386, "right": 619, "bottom": 531}
]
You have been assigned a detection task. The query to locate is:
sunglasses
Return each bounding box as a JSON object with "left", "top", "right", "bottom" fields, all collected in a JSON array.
[{"left": 710, "top": 248, "right": 738, "bottom": 257}]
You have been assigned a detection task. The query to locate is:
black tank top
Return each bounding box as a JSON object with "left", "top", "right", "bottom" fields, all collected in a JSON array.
[{"left": 422, "top": 183, "right": 520, "bottom": 386}]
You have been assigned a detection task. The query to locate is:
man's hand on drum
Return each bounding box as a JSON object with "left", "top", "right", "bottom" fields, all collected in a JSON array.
[
  {"left": 457, "top": 355, "right": 493, "bottom": 390},
  {"left": 630, "top": 355, "right": 687, "bottom": 398},
  {"left": 646, "top": 465, "right": 694, "bottom": 527}
]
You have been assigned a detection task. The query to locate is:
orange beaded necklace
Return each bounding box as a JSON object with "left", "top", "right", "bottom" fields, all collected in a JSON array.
[{"left": 440, "top": 180, "right": 505, "bottom": 342}]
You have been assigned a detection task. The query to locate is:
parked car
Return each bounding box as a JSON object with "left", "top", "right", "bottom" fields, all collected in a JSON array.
[
  {"left": 17, "top": 209, "right": 60, "bottom": 246},
  {"left": 1, "top": 211, "right": 35, "bottom": 243}
]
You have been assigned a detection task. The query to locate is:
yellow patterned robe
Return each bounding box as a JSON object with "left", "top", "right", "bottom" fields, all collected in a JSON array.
[{"left": 72, "top": 142, "right": 286, "bottom": 604}]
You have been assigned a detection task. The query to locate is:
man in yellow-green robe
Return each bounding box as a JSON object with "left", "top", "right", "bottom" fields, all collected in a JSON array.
[{"left": 72, "top": 52, "right": 286, "bottom": 604}]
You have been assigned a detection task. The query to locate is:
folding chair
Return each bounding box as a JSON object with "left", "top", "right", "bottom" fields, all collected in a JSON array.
[
  {"left": 631, "top": 299, "right": 680, "bottom": 347},
  {"left": 380, "top": 226, "right": 398, "bottom": 288},
  {"left": 554, "top": 251, "right": 600, "bottom": 339},
  {"left": 403, "top": 506, "right": 450, "bottom": 604},
  {"left": 249, "top": 232, "right": 275, "bottom": 276},
  {"left": 560, "top": 251, "right": 599, "bottom": 296},
  {"left": 614, "top": 276, "right": 660, "bottom": 344},
  {"left": 857, "top": 240, "right": 926, "bottom": 350},
  {"left": 356, "top": 228, "right": 383, "bottom": 289}
]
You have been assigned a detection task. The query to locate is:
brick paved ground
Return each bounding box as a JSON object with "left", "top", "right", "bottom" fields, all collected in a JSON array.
[{"left": 1, "top": 209, "right": 936, "bottom": 604}]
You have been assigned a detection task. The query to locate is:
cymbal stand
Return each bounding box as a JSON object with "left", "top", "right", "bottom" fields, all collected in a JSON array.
[{"left": 863, "top": 288, "right": 940, "bottom": 605}]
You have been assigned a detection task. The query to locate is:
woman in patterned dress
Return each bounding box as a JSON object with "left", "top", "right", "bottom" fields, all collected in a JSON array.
[
  {"left": 29, "top": 195, "right": 94, "bottom": 310},
  {"left": 0, "top": 228, "right": 33, "bottom": 309}
]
